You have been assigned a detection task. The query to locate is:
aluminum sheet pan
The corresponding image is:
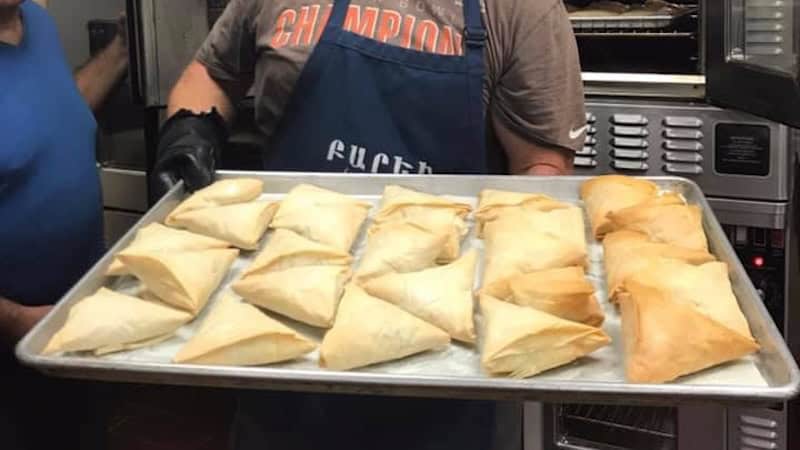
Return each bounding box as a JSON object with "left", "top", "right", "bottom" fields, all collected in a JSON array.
[{"left": 16, "top": 173, "right": 800, "bottom": 405}]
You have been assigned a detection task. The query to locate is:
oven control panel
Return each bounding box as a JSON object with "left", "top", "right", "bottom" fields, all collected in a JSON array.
[
  {"left": 720, "top": 224, "right": 787, "bottom": 334},
  {"left": 577, "top": 100, "right": 791, "bottom": 201}
]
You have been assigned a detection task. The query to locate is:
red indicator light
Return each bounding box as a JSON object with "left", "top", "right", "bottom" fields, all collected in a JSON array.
[{"left": 753, "top": 256, "right": 765, "bottom": 268}]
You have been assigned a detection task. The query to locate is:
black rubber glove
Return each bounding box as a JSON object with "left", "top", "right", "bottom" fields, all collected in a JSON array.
[{"left": 150, "top": 108, "right": 228, "bottom": 201}]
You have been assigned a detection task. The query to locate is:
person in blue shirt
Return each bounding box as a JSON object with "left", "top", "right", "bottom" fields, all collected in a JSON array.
[{"left": 0, "top": 1, "right": 128, "bottom": 449}]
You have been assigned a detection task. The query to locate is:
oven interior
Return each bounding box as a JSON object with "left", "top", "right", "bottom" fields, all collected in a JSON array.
[{"left": 565, "top": 0, "right": 702, "bottom": 75}]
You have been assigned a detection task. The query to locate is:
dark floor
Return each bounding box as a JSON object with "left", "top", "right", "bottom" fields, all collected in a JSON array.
[{"left": 107, "top": 384, "right": 235, "bottom": 450}]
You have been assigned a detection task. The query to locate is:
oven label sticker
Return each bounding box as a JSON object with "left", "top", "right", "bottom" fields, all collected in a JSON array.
[{"left": 714, "top": 123, "right": 770, "bottom": 176}]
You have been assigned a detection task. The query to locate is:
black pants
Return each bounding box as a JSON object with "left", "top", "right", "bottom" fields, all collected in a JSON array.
[
  {"left": 0, "top": 351, "right": 107, "bottom": 450},
  {"left": 232, "top": 390, "right": 522, "bottom": 450}
]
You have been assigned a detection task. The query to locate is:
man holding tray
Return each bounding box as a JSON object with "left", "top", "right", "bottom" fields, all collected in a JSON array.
[{"left": 153, "top": 0, "right": 585, "bottom": 448}]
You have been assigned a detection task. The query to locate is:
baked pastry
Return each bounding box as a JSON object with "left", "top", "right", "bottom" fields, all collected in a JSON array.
[
  {"left": 173, "top": 294, "right": 316, "bottom": 365},
  {"left": 106, "top": 223, "right": 230, "bottom": 276},
  {"left": 319, "top": 285, "right": 450, "bottom": 370},
  {"left": 43, "top": 288, "right": 191, "bottom": 355},
  {"left": 580, "top": 175, "right": 659, "bottom": 238},
  {"left": 603, "top": 230, "right": 715, "bottom": 300},
  {"left": 242, "top": 229, "right": 352, "bottom": 277},
  {"left": 373, "top": 185, "right": 470, "bottom": 262},
  {"left": 487, "top": 266, "right": 603, "bottom": 327},
  {"left": 479, "top": 295, "right": 610, "bottom": 378},
  {"left": 482, "top": 212, "right": 585, "bottom": 291},
  {"left": 625, "top": 258, "right": 753, "bottom": 340},
  {"left": 165, "top": 178, "right": 263, "bottom": 225},
  {"left": 354, "top": 222, "right": 447, "bottom": 282},
  {"left": 233, "top": 265, "right": 351, "bottom": 328},
  {"left": 475, "top": 189, "right": 569, "bottom": 236},
  {"left": 608, "top": 202, "right": 708, "bottom": 252},
  {"left": 362, "top": 250, "right": 477, "bottom": 343},
  {"left": 168, "top": 201, "right": 278, "bottom": 250},
  {"left": 619, "top": 278, "right": 759, "bottom": 383},
  {"left": 117, "top": 248, "right": 239, "bottom": 315},
  {"left": 270, "top": 184, "right": 371, "bottom": 251}
]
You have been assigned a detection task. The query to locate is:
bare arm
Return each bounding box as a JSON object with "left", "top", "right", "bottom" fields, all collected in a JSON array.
[
  {"left": 74, "top": 34, "right": 128, "bottom": 112},
  {"left": 492, "top": 114, "right": 574, "bottom": 176},
  {"left": 0, "top": 297, "right": 51, "bottom": 349},
  {"left": 167, "top": 60, "right": 237, "bottom": 122}
]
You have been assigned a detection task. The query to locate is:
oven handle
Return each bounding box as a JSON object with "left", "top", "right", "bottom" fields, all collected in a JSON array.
[{"left": 125, "top": 0, "right": 145, "bottom": 104}]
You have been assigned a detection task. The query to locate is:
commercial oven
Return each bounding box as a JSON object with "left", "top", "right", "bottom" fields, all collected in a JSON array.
[
  {"left": 124, "top": 0, "right": 800, "bottom": 449},
  {"left": 533, "top": 1, "right": 800, "bottom": 449}
]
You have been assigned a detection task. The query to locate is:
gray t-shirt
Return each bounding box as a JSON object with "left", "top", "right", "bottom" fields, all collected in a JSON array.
[{"left": 197, "top": 0, "right": 586, "bottom": 154}]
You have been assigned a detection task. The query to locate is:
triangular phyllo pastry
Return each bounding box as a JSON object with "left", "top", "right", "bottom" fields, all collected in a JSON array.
[
  {"left": 166, "top": 178, "right": 263, "bottom": 225},
  {"left": 362, "top": 250, "right": 477, "bottom": 343},
  {"left": 320, "top": 285, "right": 450, "bottom": 370},
  {"left": 482, "top": 213, "right": 585, "bottom": 291},
  {"left": 232, "top": 265, "right": 351, "bottom": 328},
  {"left": 167, "top": 200, "right": 278, "bottom": 250},
  {"left": 270, "top": 184, "right": 371, "bottom": 251},
  {"left": 608, "top": 201, "right": 707, "bottom": 251},
  {"left": 354, "top": 222, "right": 448, "bottom": 282},
  {"left": 479, "top": 295, "right": 610, "bottom": 378},
  {"left": 580, "top": 175, "right": 658, "bottom": 238},
  {"left": 490, "top": 267, "right": 604, "bottom": 327},
  {"left": 619, "top": 279, "right": 759, "bottom": 383},
  {"left": 475, "top": 189, "right": 569, "bottom": 236},
  {"left": 242, "top": 229, "right": 352, "bottom": 277},
  {"left": 173, "top": 294, "right": 316, "bottom": 365},
  {"left": 117, "top": 248, "right": 239, "bottom": 315},
  {"left": 106, "top": 223, "right": 230, "bottom": 276},
  {"left": 625, "top": 258, "right": 753, "bottom": 340},
  {"left": 603, "top": 230, "right": 715, "bottom": 300},
  {"left": 373, "top": 185, "right": 470, "bottom": 263},
  {"left": 43, "top": 288, "right": 191, "bottom": 355}
]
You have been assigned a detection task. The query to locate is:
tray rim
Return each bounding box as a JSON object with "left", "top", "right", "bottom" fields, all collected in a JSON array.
[{"left": 16, "top": 172, "right": 800, "bottom": 404}]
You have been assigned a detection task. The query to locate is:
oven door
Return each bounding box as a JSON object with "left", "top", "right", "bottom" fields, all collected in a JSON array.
[
  {"left": 126, "top": 0, "right": 211, "bottom": 107},
  {"left": 706, "top": 0, "right": 800, "bottom": 128}
]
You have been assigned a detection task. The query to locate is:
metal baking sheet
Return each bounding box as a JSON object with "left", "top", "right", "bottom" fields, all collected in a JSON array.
[{"left": 16, "top": 172, "right": 800, "bottom": 405}]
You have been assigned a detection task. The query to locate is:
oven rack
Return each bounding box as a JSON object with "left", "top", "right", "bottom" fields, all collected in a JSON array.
[{"left": 558, "top": 404, "right": 677, "bottom": 450}]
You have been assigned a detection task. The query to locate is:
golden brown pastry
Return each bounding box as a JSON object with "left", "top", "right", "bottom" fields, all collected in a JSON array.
[
  {"left": 481, "top": 212, "right": 585, "bottom": 291},
  {"left": 270, "top": 184, "right": 371, "bottom": 251},
  {"left": 362, "top": 250, "right": 477, "bottom": 343},
  {"left": 475, "top": 189, "right": 569, "bottom": 236},
  {"left": 319, "top": 285, "right": 451, "bottom": 370},
  {"left": 619, "top": 278, "right": 759, "bottom": 383},
  {"left": 479, "top": 295, "right": 610, "bottom": 378},
  {"left": 373, "top": 185, "right": 471, "bottom": 262},
  {"left": 174, "top": 294, "right": 316, "bottom": 365},
  {"left": 608, "top": 202, "right": 708, "bottom": 252},
  {"left": 43, "top": 288, "right": 191, "bottom": 355},
  {"left": 354, "top": 222, "right": 448, "bottom": 282},
  {"left": 580, "top": 175, "right": 659, "bottom": 238},
  {"left": 165, "top": 178, "right": 263, "bottom": 225},
  {"left": 233, "top": 265, "right": 351, "bottom": 328},
  {"left": 603, "top": 230, "right": 715, "bottom": 301},
  {"left": 493, "top": 266, "right": 604, "bottom": 327},
  {"left": 242, "top": 229, "right": 352, "bottom": 277},
  {"left": 168, "top": 201, "right": 278, "bottom": 250},
  {"left": 117, "top": 248, "right": 239, "bottom": 315},
  {"left": 625, "top": 258, "right": 753, "bottom": 340},
  {"left": 106, "top": 223, "right": 230, "bottom": 276}
]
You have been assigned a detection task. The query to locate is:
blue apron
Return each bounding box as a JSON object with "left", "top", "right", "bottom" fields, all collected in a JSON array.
[
  {"left": 264, "top": 0, "right": 488, "bottom": 174},
  {"left": 236, "top": 1, "right": 519, "bottom": 449}
]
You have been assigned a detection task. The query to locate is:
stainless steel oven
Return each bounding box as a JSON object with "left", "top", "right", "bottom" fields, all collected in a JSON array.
[{"left": 532, "top": 1, "right": 800, "bottom": 449}]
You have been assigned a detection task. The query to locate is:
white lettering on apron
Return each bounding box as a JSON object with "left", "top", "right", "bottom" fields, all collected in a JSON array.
[
  {"left": 393, "top": 156, "right": 413, "bottom": 174},
  {"left": 418, "top": 161, "right": 433, "bottom": 174},
  {"left": 371, "top": 153, "right": 391, "bottom": 172},
  {"left": 327, "top": 139, "right": 345, "bottom": 161},
  {"left": 349, "top": 145, "right": 367, "bottom": 170}
]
